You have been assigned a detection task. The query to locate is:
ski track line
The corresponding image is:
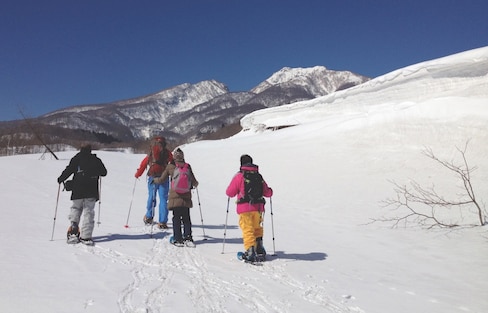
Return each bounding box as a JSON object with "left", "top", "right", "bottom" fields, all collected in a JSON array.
[
  {"left": 156, "top": 241, "right": 291, "bottom": 313},
  {"left": 74, "top": 241, "right": 162, "bottom": 313},
  {"left": 72, "top": 228, "right": 175, "bottom": 313},
  {"left": 75, "top": 238, "right": 229, "bottom": 313},
  {"left": 112, "top": 225, "right": 171, "bottom": 313},
  {"left": 87, "top": 240, "right": 290, "bottom": 312},
  {"left": 244, "top": 258, "right": 364, "bottom": 313},
  {"left": 169, "top": 246, "right": 226, "bottom": 312},
  {"left": 115, "top": 229, "right": 176, "bottom": 313},
  {"left": 74, "top": 237, "right": 361, "bottom": 313}
]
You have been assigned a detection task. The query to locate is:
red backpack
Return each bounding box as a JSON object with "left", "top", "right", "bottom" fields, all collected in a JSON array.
[{"left": 148, "top": 137, "right": 169, "bottom": 176}]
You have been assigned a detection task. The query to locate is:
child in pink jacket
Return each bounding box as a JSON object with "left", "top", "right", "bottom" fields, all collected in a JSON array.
[{"left": 226, "top": 154, "right": 273, "bottom": 261}]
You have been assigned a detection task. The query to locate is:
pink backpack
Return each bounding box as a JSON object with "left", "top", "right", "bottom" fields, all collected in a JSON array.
[{"left": 171, "top": 163, "right": 192, "bottom": 194}]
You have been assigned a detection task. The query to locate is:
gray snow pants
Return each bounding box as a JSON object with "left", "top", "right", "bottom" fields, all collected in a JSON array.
[{"left": 69, "top": 198, "right": 96, "bottom": 239}]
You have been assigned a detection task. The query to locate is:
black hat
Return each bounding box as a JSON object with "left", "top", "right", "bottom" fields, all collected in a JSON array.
[
  {"left": 240, "top": 154, "right": 253, "bottom": 166},
  {"left": 80, "top": 144, "right": 92, "bottom": 154}
]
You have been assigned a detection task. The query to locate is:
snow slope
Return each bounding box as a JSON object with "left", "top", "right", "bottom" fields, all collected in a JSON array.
[{"left": 1, "top": 47, "right": 487, "bottom": 313}]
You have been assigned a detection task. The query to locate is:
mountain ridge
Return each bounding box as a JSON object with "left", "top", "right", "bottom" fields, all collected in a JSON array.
[{"left": 0, "top": 66, "right": 369, "bottom": 153}]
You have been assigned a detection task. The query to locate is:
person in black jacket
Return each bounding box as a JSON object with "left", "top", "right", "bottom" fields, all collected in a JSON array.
[{"left": 57, "top": 144, "right": 107, "bottom": 245}]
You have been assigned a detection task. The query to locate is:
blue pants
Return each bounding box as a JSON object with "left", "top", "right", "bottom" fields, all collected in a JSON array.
[{"left": 145, "top": 177, "right": 169, "bottom": 223}]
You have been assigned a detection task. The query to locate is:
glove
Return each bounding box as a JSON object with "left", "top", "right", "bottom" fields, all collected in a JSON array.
[{"left": 57, "top": 177, "right": 63, "bottom": 184}]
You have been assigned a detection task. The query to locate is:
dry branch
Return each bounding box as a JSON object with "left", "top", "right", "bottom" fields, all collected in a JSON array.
[{"left": 376, "top": 141, "right": 485, "bottom": 228}]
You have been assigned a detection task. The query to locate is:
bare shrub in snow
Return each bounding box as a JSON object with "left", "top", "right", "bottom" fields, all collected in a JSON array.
[{"left": 378, "top": 141, "right": 486, "bottom": 228}]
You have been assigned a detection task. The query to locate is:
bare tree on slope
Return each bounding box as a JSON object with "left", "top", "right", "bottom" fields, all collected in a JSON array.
[{"left": 377, "top": 141, "right": 486, "bottom": 228}]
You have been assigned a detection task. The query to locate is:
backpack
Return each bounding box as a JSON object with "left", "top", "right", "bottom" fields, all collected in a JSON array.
[
  {"left": 171, "top": 163, "right": 192, "bottom": 194},
  {"left": 239, "top": 170, "right": 265, "bottom": 204},
  {"left": 149, "top": 137, "right": 167, "bottom": 165},
  {"left": 148, "top": 137, "right": 169, "bottom": 176}
]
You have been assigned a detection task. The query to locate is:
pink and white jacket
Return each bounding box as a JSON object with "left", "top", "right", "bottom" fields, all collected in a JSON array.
[{"left": 225, "top": 164, "right": 273, "bottom": 214}]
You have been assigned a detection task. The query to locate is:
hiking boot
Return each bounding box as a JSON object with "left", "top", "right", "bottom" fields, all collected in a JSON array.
[
  {"left": 183, "top": 235, "right": 193, "bottom": 243},
  {"left": 67, "top": 222, "right": 80, "bottom": 236},
  {"left": 256, "top": 237, "right": 266, "bottom": 256},
  {"left": 143, "top": 215, "right": 153, "bottom": 225},
  {"left": 244, "top": 246, "right": 256, "bottom": 262},
  {"left": 158, "top": 222, "right": 168, "bottom": 229}
]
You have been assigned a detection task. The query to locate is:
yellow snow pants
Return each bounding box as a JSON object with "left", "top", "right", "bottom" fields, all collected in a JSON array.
[{"left": 238, "top": 211, "right": 264, "bottom": 251}]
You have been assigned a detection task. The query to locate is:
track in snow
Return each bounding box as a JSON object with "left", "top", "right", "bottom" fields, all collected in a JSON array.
[{"left": 74, "top": 233, "right": 361, "bottom": 313}]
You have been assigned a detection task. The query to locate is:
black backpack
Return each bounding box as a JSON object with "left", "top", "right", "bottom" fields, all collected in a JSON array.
[{"left": 239, "top": 170, "right": 265, "bottom": 204}]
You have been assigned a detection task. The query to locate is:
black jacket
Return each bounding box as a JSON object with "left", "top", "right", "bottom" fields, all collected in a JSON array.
[{"left": 58, "top": 151, "right": 107, "bottom": 200}]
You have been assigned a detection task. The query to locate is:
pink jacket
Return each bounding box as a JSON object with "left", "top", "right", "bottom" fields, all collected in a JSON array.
[{"left": 226, "top": 164, "right": 273, "bottom": 214}]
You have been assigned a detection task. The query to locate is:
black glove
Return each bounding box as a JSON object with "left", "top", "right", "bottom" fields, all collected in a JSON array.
[{"left": 57, "top": 177, "right": 63, "bottom": 184}]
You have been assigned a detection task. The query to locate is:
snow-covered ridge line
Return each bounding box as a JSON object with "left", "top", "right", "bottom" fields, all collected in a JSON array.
[
  {"left": 241, "top": 46, "right": 488, "bottom": 131},
  {"left": 251, "top": 65, "right": 368, "bottom": 96},
  {"left": 42, "top": 80, "right": 228, "bottom": 118},
  {"left": 25, "top": 65, "right": 367, "bottom": 144}
]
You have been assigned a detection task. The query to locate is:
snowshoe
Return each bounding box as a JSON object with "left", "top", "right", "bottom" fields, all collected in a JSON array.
[
  {"left": 143, "top": 215, "right": 153, "bottom": 225},
  {"left": 67, "top": 234, "right": 80, "bottom": 244},
  {"left": 237, "top": 251, "right": 246, "bottom": 260},
  {"left": 66, "top": 223, "right": 80, "bottom": 244},
  {"left": 184, "top": 236, "right": 196, "bottom": 248},
  {"left": 79, "top": 238, "right": 94, "bottom": 246},
  {"left": 255, "top": 253, "right": 266, "bottom": 262},
  {"left": 241, "top": 247, "right": 257, "bottom": 262},
  {"left": 237, "top": 252, "right": 262, "bottom": 265},
  {"left": 169, "top": 236, "right": 184, "bottom": 247},
  {"left": 67, "top": 222, "right": 80, "bottom": 236},
  {"left": 157, "top": 222, "right": 168, "bottom": 229},
  {"left": 237, "top": 246, "right": 264, "bottom": 265}
]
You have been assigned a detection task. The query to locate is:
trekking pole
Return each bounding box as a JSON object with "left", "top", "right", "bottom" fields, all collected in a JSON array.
[
  {"left": 50, "top": 184, "right": 61, "bottom": 241},
  {"left": 270, "top": 197, "right": 277, "bottom": 256},
  {"left": 124, "top": 178, "right": 138, "bottom": 228},
  {"left": 97, "top": 177, "right": 102, "bottom": 227},
  {"left": 221, "top": 197, "right": 230, "bottom": 254},
  {"left": 149, "top": 180, "right": 157, "bottom": 238},
  {"left": 195, "top": 187, "right": 207, "bottom": 239}
]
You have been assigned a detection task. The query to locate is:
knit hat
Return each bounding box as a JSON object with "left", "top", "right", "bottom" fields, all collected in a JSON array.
[
  {"left": 80, "top": 143, "right": 92, "bottom": 154},
  {"left": 174, "top": 148, "right": 184, "bottom": 162},
  {"left": 240, "top": 154, "right": 253, "bottom": 166}
]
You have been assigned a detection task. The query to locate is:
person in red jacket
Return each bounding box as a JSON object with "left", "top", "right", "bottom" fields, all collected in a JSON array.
[
  {"left": 134, "top": 136, "right": 173, "bottom": 229},
  {"left": 226, "top": 154, "right": 273, "bottom": 261}
]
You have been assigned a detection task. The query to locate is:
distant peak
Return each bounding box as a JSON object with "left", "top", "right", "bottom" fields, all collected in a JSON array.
[{"left": 251, "top": 65, "right": 365, "bottom": 95}]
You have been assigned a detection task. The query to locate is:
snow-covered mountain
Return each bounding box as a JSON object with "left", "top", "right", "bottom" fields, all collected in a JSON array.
[
  {"left": 0, "top": 66, "right": 369, "bottom": 151},
  {"left": 38, "top": 80, "right": 230, "bottom": 142},
  {"left": 251, "top": 66, "right": 367, "bottom": 95},
  {"left": 241, "top": 48, "right": 488, "bottom": 131}
]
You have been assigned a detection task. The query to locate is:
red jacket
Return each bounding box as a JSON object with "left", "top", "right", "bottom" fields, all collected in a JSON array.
[
  {"left": 226, "top": 164, "right": 273, "bottom": 214},
  {"left": 134, "top": 150, "right": 174, "bottom": 178}
]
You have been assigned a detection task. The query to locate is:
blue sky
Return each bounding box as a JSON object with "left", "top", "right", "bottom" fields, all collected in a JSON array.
[{"left": 1, "top": 0, "right": 487, "bottom": 121}]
